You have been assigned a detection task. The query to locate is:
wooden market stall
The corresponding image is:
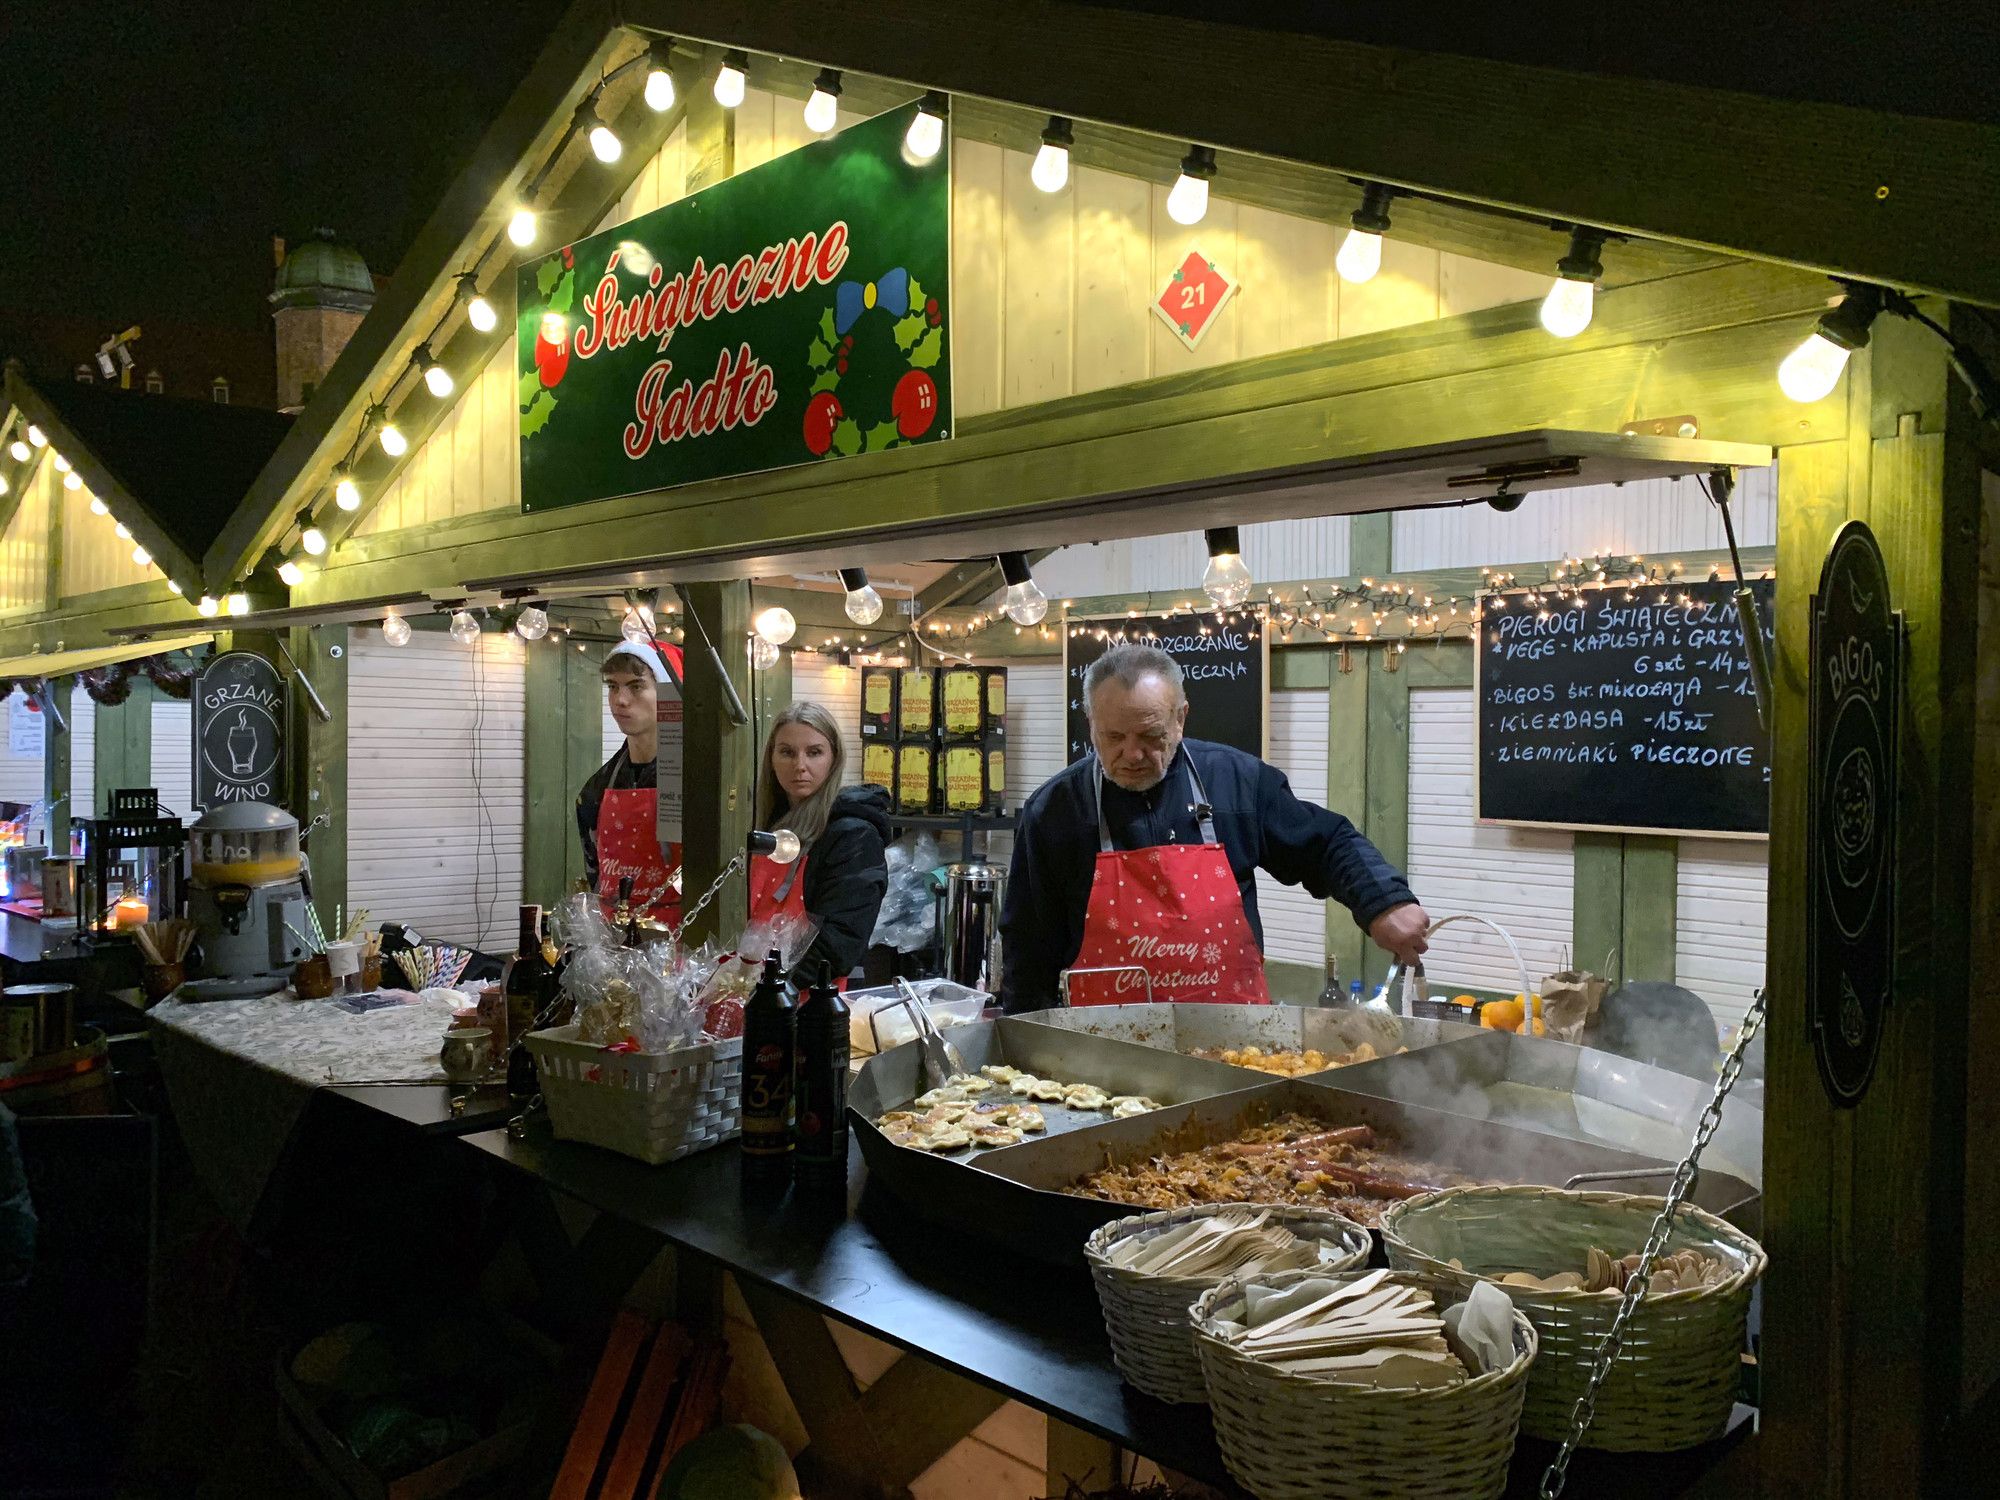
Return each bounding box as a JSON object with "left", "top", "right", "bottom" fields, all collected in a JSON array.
[{"left": 6, "top": 1, "right": 1997, "bottom": 1493}]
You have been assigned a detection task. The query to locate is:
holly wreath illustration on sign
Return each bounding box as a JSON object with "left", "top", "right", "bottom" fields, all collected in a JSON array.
[{"left": 802, "top": 266, "right": 946, "bottom": 458}]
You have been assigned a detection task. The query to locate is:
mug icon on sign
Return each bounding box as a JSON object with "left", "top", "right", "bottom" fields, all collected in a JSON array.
[{"left": 226, "top": 708, "right": 257, "bottom": 775}]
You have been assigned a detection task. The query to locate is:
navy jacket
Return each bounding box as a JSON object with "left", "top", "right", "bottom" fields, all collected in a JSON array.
[{"left": 999, "top": 739, "right": 1415, "bottom": 1012}]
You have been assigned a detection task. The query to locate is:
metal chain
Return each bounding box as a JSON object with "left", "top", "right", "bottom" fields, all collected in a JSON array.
[{"left": 1540, "top": 987, "right": 1767, "bottom": 1499}]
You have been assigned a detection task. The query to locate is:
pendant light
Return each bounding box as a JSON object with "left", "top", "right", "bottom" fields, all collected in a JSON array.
[
  {"left": 298, "top": 511, "right": 327, "bottom": 556},
  {"left": 1031, "top": 116, "right": 1073, "bottom": 193},
  {"left": 277, "top": 559, "right": 305, "bottom": 586},
  {"left": 998, "top": 552, "right": 1049, "bottom": 625},
  {"left": 804, "top": 69, "right": 843, "bottom": 135},
  {"left": 1167, "top": 146, "right": 1216, "bottom": 226},
  {"left": 1540, "top": 227, "right": 1608, "bottom": 339},
  {"left": 416, "top": 345, "right": 454, "bottom": 399},
  {"left": 713, "top": 49, "right": 748, "bottom": 109},
  {"left": 643, "top": 40, "right": 676, "bottom": 112},
  {"left": 514, "top": 603, "right": 550, "bottom": 641},
  {"left": 1202, "top": 527, "right": 1253, "bottom": 608},
  {"left": 580, "top": 98, "right": 622, "bottom": 163},
  {"left": 905, "top": 91, "right": 948, "bottom": 162},
  {"left": 449, "top": 609, "right": 481, "bottom": 644},
  {"left": 839, "top": 567, "right": 884, "bottom": 625},
  {"left": 1336, "top": 183, "right": 1395, "bottom": 284},
  {"left": 333, "top": 465, "right": 362, "bottom": 511},
  {"left": 381, "top": 610, "right": 413, "bottom": 646},
  {"left": 753, "top": 605, "right": 797, "bottom": 646},
  {"left": 1778, "top": 283, "right": 1884, "bottom": 403},
  {"left": 507, "top": 207, "right": 537, "bottom": 247},
  {"left": 455, "top": 271, "right": 498, "bottom": 334}
]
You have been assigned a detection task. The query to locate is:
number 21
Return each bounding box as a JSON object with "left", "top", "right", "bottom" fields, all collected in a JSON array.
[{"left": 1180, "top": 283, "right": 1206, "bottom": 310}]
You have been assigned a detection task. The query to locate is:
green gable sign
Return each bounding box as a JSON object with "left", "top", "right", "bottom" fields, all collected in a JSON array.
[{"left": 517, "top": 102, "right": 951, "bottom": 513}]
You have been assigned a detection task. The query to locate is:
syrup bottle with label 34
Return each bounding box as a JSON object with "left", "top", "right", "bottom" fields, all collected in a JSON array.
[{"left": 739, "top": 950, "right": 796, "bottom": 1175}]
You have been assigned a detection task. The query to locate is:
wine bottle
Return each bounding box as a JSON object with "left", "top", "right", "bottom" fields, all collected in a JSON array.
[
  {"left": 505, "top": 903, "right": 553, "bottom": 1102},
  {"left": 1316, "top": 952, "right": 1342, "bottom": 1008},
  {"left": 739, "top": 951, "right": 796, "bottom": 1173},
  {"left": 793, "top": 984, "right": 850, "bottom": 1183}
]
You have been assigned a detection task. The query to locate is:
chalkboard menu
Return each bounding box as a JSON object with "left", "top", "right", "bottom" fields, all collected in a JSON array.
[
  {"left": 1476, "top": 577, "right": 1775, "bottom": 836},
  {"left": 1065, "top": 612, "right": 1266, "bottom": 763},
  {"left": 193, "top": 651, "right": 288, "bottom": 809}
]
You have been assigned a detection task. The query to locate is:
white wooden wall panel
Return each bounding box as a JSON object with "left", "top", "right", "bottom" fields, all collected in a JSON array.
[
  {"left": 68, "top": 683, "right": 95, "bottom": 819},
  {"left": 1406, "top": 687, "right": 1574, "bottom": 993},
  {"left": 978, "top": 658, "right": 1065, "bottom": 868},
  {"left": 786, "top": 653, "right": 863, "bottom": 785},
  {"left": 0, "top": 457, "right": 52, "bottom": 617},
  {"left": 1033, "top": 517, "right": 1353, "bottom": 602},
  {"left": 1391, "top": 467, "right": 1778, "bottom": 573},
  {"left": 150, "top": 697, "right": 194, "bottom": 820},
  {"left": 1256, "top": 689, "right": 1331, "bottom": 969},
  {"left": 355, "top": 340, "right": 519, "bottom": 536},
  {"left": 0, "top": 688, "right": 43, "bottom": 804},
  {"left": 1675, "top": 839, "right": 1768, "bottom": 1034},
  {"left": 347, "top": 629, "right": 526, "bottom": 951}
]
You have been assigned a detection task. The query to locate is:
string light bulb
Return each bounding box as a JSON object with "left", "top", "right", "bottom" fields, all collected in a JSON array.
[
  {"left": 804, "top": 69, "right": 842, "bottom": 135},
  {"left": 381, "top": 610, "right": 412, "bottom": 646},
  {"left": 377, "top": 418, "right": 407, "bottom": 457},
  {"left": 749, "top": 634, "right": 780, "bottom": 670},
  {"left": 713, "top": 49, "right": 748, "bottom": 109},
  {"left": 1540, "top": 227, "right": 1608, "bottom": 338},
  {"left": 167, "top": 580, "right": 183, "bottom": 596},
  {"left": 26, "top": 425, "right": 45, "bottom": 448},
  {"left": 838, "top": 567, "right": 884, "bottom": 625},
  {"left": 0, "top": 474, "right": 6, "bottom": 499},
  {"left": 1202, "top": 527, "right": 1253, "bottom": 608},
  {"left": 449, "top": 609, "right": 480, "bottom": 644},
  {"left": 225, "top": 590, "right": 250, "bottom": 617},
  {"left": 643, "top": 40, "right": 676, "bottom": 112},
  {"left": 52, "top": 453, "right": 71, "bottom": 473},
  {"left": 7, "top": 440, "right": 26, "bottom": 462},
  {"left": 580, "top": 98, "right": 622, "bottom": 163},
  {"left": 1031, "top": 116, "right": 1073, "bottom": 193},
  {"left": 114, "top": 521, "right": 131, "bottom": 539},
  {"left": 753, "top": 605, "right": 797, "bottom": 646},
  {"left": 1167, "top": 146, "right": 1216, "bottom": 226},
  {"left": 277, "top": 559, "right": 304, "bottom": 586},
  {"left": 197, "top": 595, "right": 220, "bottom": 618},
  {"left": 1336, "top": 183, "right": 1395, "bottom": 284},
  {"left": 455, "top": 271, "right": 497, "bottom": 333},
  {"left": 1778, "top": 283, "right": 1883, "bottom": 403},
  {"left": 416, "top": 344, "right": 454, "bottom": 399},
  {"left": 298, "top": 512, "right": 327, "bottom": 556},
  {"left": 132, "top": 545, "right": 152, "bottom": 568},
  {"left": 514, "top": 603, "right": 549, "bottom": 641},
  {"left": 62, "top": 472, "right": 81, "bottom": 491},
  {"left": 620, "top": 603, "right": 653, "bottom": 642},
  {"left": 905, "top": 91, "right": 948, "bottom": 162},
  {"left": 507, "top": 208, "right": 537, "bottom": 247},
  {"left": 997, "top": 551, "right": 1049, "bottom": 625},
  {"left": 333, "top": 465, "right": 361, "bottom": 511}
]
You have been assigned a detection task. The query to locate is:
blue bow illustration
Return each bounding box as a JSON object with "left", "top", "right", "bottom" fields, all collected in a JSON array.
[{"left": 834, "top": 267, "right": 911, "bottom": 335}]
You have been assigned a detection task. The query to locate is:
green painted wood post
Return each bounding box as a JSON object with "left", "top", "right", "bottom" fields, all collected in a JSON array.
[
  {"left": 562, "top": 642, "right": 610, "bottom": 897},
  {"left": 1324, "top": 645, "right": 1370, "bottom": 994},
  {"left": 300, "top": 625, "right": 348, "bottom": 940},
  {"left": 1571, "top": 833, "right": 1625, "bottom": 984},
  {"left": 93, "top": 677, "right": 152, "bottom": 815},
  {"left": 1349, "top": 514, "right": 1392, "bottom": 580},
  {"left": 1619, "top": 835, "right": 1678, "bottom": 982},
  {"left": 1359, "top": 647, "right": 1411, "bottom": 991},
  {"left": 522, "top": 639, "right": 570, "bottom": 906},
  {"left": 679, "top": 583, "right": 754, "bottom": 946},
  {"left": 44, "top": 675, "right": 71, "bottom": 855}
]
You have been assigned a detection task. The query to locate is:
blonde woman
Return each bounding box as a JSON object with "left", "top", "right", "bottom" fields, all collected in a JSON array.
[{"left": 752, "top": 701, "right": 892, "bottom": 988}]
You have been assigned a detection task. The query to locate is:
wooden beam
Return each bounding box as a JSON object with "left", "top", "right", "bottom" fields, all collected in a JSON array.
[
  {"left": 626, "top": 0, "right": 2000, "bottom": 305},
  {"left": 1359, "top": 647, "right": 1409, "bottom": 991},
  {"left": 523, "top": 636, "right": 570, "bottom": 906},
  {"left": 91, "top": 677, "right": 151, "bottom": 818},
  {"left": 563, "top": 643, "right": 611, "bottom": 894},
  {"left": 1620, "top": 835, "right": 1678, "bottom": 984},
  {"left": 1325, "top": 643, "right": 1369, "bottom": 991},
  {"left": 679, "top": 582, "right": 753, "bottom": 945},
  {"left": 300, "top": 626, "right": 348, "bottom": 936},
  {"left": 44, "top": 675, "right": 71, "bottom": 853}
]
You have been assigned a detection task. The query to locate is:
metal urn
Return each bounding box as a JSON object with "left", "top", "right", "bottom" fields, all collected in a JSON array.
[{"left": 183, "top": 802, "right": 312, "bottom": 998}]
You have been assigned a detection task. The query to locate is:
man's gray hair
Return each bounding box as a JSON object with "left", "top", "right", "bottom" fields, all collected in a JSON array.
[{"left": 1083, "top": 642, "right": 1185, "bottom": 718}]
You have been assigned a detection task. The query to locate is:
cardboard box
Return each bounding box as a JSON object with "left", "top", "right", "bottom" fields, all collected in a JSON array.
[
  {"left": 896, "top": 668, "right": 935, "bottom": 736},
  {"left": 940, "top": 736, "right": 1006, "bottom": 814},
  {"left": 896, "top": 741, "right": 936, "bottom": 813},
  {"left": 859, "top": 665, "right": 898, "bottom": 740},
  {"left": 939, "top": 666, "right": 1006, "bottom": 742},
  {"left": 861, "top": 740, "right": 898, "bottom": 801}
]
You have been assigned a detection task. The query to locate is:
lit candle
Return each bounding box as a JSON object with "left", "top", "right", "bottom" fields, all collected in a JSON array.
[{"left": 112, "top": 894, "right": 150, "bottom": 929}]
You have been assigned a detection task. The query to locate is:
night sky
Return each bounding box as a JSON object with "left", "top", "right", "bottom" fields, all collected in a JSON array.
[{"left": 3, "top": 0, "right": 1994, "bottom": 395}]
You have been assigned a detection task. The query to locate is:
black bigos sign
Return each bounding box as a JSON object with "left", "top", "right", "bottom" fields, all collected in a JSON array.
[
  {"left": 1808, "top": 522, "right": 1900, "bottom": 1108},
  {"left": 193, "top": 651, "right": 288, "bottom": 809}
]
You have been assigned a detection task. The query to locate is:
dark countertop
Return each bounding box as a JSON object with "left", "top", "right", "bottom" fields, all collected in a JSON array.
[
  {"left": 1, "top": 909, "right": 83, "bottom": 967},
  {"left": 460, "top": 1123, "right": 1755, "bottom": 1495},
  {"left": 320, "top": 1079, "right": 517, "bottom": 1136}
]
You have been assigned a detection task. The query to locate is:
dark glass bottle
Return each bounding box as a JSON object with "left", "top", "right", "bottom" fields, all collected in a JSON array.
[
  {"left": 504, "top": 903, "right": 554, "bottom": 1101},
  {"left": 1316, "top": 953, "right": 1342, "bottom": 1008},
  {"left": 793, "top": 984, "right": 850, "bottom": 1182},
  {"left": 739, "top": 951, "right": 796, "bottom": 1172}
]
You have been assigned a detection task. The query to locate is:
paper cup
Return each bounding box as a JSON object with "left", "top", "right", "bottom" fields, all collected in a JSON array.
[{"left": 325, "top": 940, "right": 361, "bottom": 978}]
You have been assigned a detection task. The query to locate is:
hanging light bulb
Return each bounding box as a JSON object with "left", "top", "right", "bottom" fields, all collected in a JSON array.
[
  {"left": 713, "top": 49, "right": 748, "bottom": 109},
  {"left": 1540, "top": 227, "right": 1608, "bottom": 338},
  {"left": 507, "top": 207, "right": 537, "bottom": 247},
  {"left": 197, "top": 594, "right": 220, "bottom": 618},
  {"left": 643, "top": 40, "right": 676, "bottom": 112},
  {"left": 1202, "top": 527, "right": 1253, "bottom": 608},
  {"left": 416, "top": 345, "right": 454, "bottom": 399},
  {"left": 7, "top": 440, "right": 27, "bottom": 462},
  {"left": 752, "top": 605, "right": 797, "bottom": 646},
  {"left": 381, "top": 610, "right": 412, "bottom": 646},
  {"left": 839, "top": 567, "right": 884, "bottom": 625},
  {"left": 26, "top": 425, "right": 45, "bottom": 448},
  {"left": 749, "top": 634, "right": 780, "bottom": 670},
  {"left": 514, "top": 603, "right": 550, "bottom": 641},
  {"left": 114, "top": 521, "right": 131, "bottom": 539},
  {"left": 1031, "top": 115, "right": 1073, "bottom": 193},
  {"left": 998, "top": 552, "right": 1049, "bottom": 625},
  {"left": 620, "top": 603, "right": 653, "bottom": 642},
  {"left": 277, "top": 558, "right": 304, "bottom": 586},
  {"left": 0, "top": 474, "right": 7, "bottom": 498},
  {"left": 333, "top": 466, "right": 361, "bottom": 511},
  {"left": 905, "top": 91, "right": 948, "bottom": 162},
  {"left": 378, "top": 419, "right": 407, "bottom": 457},
  {"left": 299, "top": 513, "right": 327, "bottom": 556},
  {"left": 1777, "top": 283, "right": 1883, "bottom": 403},
  {"left": 225, "top": 590, "right": 250, "bottom": 617},
  {"left": 52, "top": 453, "right": 71, "bottom": 473},
  {"left": 1336, "top": 183, "right": 1394, "bottom": 284},
  {"left": 132, "top": 544, "right": 152, "bottom": 568},
  {"left": 456, "top": 272, "right": 498, "bottom": 334},
  {"left": 804, "top": 68, "right": 842, "bottom": 135},
  {"left": 89, "top": 495, "right": 109, "bottom": 516},
  {"left": 167, "top": 579, "right": 183, "bottom": 596},
  {"left": 449, "top": 609, "right": 480, "bottom": 644},
  {"left": 1167, "top": 145, "right": 1216, "bottom": 226},
  {"left": 579, "top": 97, "right": 622, "bottom": 163},
  {"left": 62, "top": 472, "right": 81, "bottom": 492}
]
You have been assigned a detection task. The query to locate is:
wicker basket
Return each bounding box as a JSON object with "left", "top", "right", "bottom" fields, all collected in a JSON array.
[
  {"left": 1191, "top": 1268, "right": 1536, "bottom": 1500},
  {"left": 1085, "top": 1205, "right": 1371, "bottom": 1404},
  {"left": 525, "top": 1024, "right": 742, "bottom": 1165},
  {"left": 1380, "top": 1185, "right": 1766, "bottom": 1452}
]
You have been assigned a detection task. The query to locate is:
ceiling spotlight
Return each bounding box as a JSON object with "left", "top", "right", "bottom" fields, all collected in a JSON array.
[
  {"left": 1031, "top": 115, "right": 1073, "bottom": 194},
  {"left": 580, "top": 98, "right": 622, "bottom": 163},
  {"left": 416, "top": 344, "right": 454, "bottom": 398},
  {"left": 714, "top": 49, "right": 748, "bottom": 109},
  {"left": 753, "top": 605, "right": 797, "bottom": 646},
  {"left": 1541, "top": 227, "right": 1608, "bottom": 339},
  {"left": 998, "top": 552, "right": 1049, "bottom": 625},
  {"left": 1777, "top": 283, "right": 1884, "bottom": 404},
  {"left": 643, "top": 40, "right": 676, "bottom": 112},
  {"left": 1337, "top": 182, "right": 1395, "bottom": 284},
  {"left": 905, "top": 91, "right": 948, "bottom": 162},
  {"left": 514, "top": 602, "right": 550, "bottom": 641},
  {"left": 456, "top": 272, "right": 498, "bottom": 334},
  {"left": 839, "top": 567, "right": 883, "bottom": 625},
  {"left": 1202, "top": 527, "right": 1253, "bottom": 608},
  {"left": 333, "top": 465, "right": 361, "bottom": 511},
  {"left": 507, "top": 207, "right": 537, "bottom": 247},
  {"left": 804, "top": 68, "right": 843, "bottom": 135},
  {"left": 381, "top": 610, "right": 412, "bottom": 647},
  {"left": 1167, "top": 146, "right": 1216, "bottom": 226}
]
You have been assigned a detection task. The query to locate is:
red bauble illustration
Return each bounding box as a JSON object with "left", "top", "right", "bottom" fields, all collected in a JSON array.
[
  {"left": 892, "top": 369, "right": 938, "bottom": 439},
  {"left": 534, "top": 329, "right": 570, "bottom": 388},
  {"left": 803, "top": 391, "right": 843, "bottom": 455}
]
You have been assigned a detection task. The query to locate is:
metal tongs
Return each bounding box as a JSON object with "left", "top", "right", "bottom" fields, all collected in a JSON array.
[{"left": 891, "top": 977, "right": 967, "bottom": 1088}]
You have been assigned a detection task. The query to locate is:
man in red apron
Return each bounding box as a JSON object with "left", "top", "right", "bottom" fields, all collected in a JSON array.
[
  {"left": 576, "top": 637, "right": 686, "bottom": 927},
  {"left": 1001, "top": 642, "right": 1430, "bottom": 1009}
]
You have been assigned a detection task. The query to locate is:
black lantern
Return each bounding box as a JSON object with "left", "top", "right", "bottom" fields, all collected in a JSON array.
[{"left": 76, "top": 788, "right": 187, "bottom": 941}]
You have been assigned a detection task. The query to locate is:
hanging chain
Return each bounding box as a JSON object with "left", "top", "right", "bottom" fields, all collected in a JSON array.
[
  {"left": 678, "top": 851, "right": 746, "bottom": 938},
  {"left": 1539, "top": 987, "right": 1767, "bottom": 1499}
]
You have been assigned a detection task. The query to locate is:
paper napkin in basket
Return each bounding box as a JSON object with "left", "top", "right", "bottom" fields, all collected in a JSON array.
[{"left": 1442, "top": 1280, "right": 1516, "bottom": 1376}]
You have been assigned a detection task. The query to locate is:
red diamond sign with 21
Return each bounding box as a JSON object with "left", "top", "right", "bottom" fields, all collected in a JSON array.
[{"left": 1154, "top": 250, "right": 1237, "bottom": 350}]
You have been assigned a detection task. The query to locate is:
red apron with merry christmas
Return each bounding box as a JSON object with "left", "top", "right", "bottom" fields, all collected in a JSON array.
[
  {"left": 1064, "top": 755, "right": 1272, "bottom": 1006},
  {"left": 594, "top": 751, "right": 681, "bottom": 928}
]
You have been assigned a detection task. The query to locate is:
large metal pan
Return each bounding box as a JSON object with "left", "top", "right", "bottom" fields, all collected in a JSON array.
[
  {"left": 1326, "top": 1031, "right": 1764, "bottom": 1188},
  {"left": 1011, "top": 1002, "right": 1482, "bottom": 1073}
]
